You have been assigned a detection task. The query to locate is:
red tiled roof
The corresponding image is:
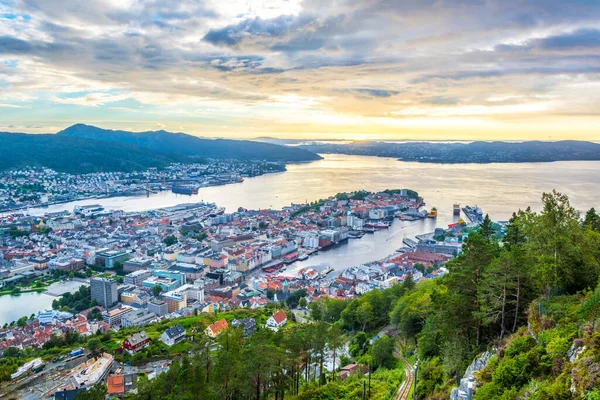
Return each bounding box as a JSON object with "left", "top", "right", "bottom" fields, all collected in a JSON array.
[
  {"left": 271, "top": 310, "right": 287, "bottom": 325},
  {"left": 207, "top": 319, "right": 228, "bottom": 335},
  {"left": 107, "top": 375, "right": 124, "bottom": 394}
]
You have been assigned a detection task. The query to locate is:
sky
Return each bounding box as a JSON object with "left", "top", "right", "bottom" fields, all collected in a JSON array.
[{"left": 1, "top": 0, "right": 600, "bottom": 141}]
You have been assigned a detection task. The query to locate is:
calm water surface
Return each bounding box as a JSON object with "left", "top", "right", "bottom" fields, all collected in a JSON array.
[
  {"left": 29, "top": 154, "right": 600, "bottom": 218},
  {"left": 0, "top": 292, "right": 54, "bottom": 325},
  {"left": 5, "top": 155, "right": 598, "bottom": 323}
]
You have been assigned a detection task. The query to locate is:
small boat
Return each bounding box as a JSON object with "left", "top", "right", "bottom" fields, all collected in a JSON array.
[
  {"left": 427, "top": 208, "right": 438, "bottom": 218},
  {"left": 453, "top": 204, "right": 460, "bottom": 216}
]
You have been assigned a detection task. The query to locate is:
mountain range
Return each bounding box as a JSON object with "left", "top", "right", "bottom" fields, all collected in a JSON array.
[
  {"left": 298, "top": 140, "right": 600, "bottom": 163},
  {"left": 0, "top": 124, "right": 321, "bottom": 173}
]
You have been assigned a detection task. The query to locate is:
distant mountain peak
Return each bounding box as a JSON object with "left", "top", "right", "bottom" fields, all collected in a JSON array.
[{"left": 56, "top": 123, "right": 322, "bottom": 162}]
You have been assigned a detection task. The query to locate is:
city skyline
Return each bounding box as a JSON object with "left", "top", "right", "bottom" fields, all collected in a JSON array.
[{"left": 1, "top": 0, "right": 600, "bottom": 140}]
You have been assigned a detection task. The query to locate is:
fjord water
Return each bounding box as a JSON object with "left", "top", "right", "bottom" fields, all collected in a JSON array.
[
  {"left": 3, "top": 154, "right": 599, "bottom": 325},
  {"left": 30, "top": 154, "right": 600, "bottom": 219},
  {"left": 30, "top": 154, "right": 600, "bottom": 270}
]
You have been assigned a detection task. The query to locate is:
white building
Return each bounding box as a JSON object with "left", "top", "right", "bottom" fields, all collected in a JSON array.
[
  {"left": 266, "top": 310, "right": 287, "bottom": 330},
  {"left": 160, "top": 324, "right": 186, "bottom": 347}
]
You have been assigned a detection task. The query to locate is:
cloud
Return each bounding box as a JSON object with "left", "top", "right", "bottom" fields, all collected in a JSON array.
[
  {"left": 203, "top": 14, "right": 314, "bottom": 46},
  {"left": 0, "top": 103, "right": 29, "bottom": 108},
  {"left": 0, "top": 0, "right": 600, "bottom": 139},
  {"left": 337, "top": 88, "right": 400, "bottom": 98},
  {"left": 50, "top": 92, "right": 130, "bottom": 106}
]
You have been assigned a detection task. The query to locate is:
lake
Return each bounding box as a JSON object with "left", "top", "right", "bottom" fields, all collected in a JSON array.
[{"left": 0, "top": 292, "right": 54, "bottom": 325}]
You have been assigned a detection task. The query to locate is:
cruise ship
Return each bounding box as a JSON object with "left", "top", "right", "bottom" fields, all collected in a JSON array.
[
  {"left": 462, "top": 205, "right": 484, "bottom": 223},
  {"left": 365, "top": 221, "right": 391, "bottom": 229},
  {"left": 73, "top": 204, "right": 104, "bottom": 217}
]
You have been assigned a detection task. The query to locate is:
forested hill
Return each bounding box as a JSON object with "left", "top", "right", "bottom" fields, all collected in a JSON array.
[
  {"left": 401, "top": 192, "right": 600, "bottom": 399},
  {"left": 57, "top": 124, "right": 322, "bottom": 162},
  {"left": 298, "top": 140, "right": 600, "bottom": 163},
  {"left": 0, "top": 133, "right": 191, "bottom": 173}
]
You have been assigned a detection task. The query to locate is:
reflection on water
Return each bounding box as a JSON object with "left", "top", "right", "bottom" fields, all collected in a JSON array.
[{"left": 0, "top": 292, "right": 54, "bottom": 325}]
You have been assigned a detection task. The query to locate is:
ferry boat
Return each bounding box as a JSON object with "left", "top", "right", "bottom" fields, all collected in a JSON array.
[
  {"left": 427, "top": 208, "right": 438, "bottom": 218},
  {"left": 348, "top": 230, "right": 365, "bottom": 238},
  {"left": 365, "top": 221, "right": 391, "bottom": 229}
]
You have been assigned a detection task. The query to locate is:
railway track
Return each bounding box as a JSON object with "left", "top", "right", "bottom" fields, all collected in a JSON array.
[{"left": 393, "top": 348, "right": 414, "bottom": 400}]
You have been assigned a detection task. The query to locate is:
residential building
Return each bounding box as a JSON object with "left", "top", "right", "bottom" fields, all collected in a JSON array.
[
  {"left": 90, "top": 277, "right": 118, "bottom": 308},
  {"left": 121, "top": 309, "right": 156, "bottom": 328},
  {"left": 338, "top": 364, "right": 369, "bottom": 380},
  {"left": 95, "top": 250, "right": 129, "bottom": 269},
  {"left": 123, "top": 269, "right": 153, "bottom": 286},
  {"left": 147, "top": 298, "right": 168, "bottom": 317},
  {"left": 231, "top": 318, "right": 257, "bottom": 337},
  {"left": 205, "top": 318, "right": 228, "bottom": 338},
  {"left": 123, "top": 257, "right": 153, "bottom": 272},
  {"left": 160, "top": 324, "right": 186, "bottom": 347},
  {"left": 163, "top": 291, "right": 187, "bottom": 313},
  {"left": 102, "top": 306, "right": 133, "bottom": 328},
  {"left": 107, "top": 375, "right": 125, "bottom": 397},
  {"left": 267, "top": 310, "right": 287, "bottom": 330},
  {"left": 123, "top": 331, "right": 150, "bottom": 354}
]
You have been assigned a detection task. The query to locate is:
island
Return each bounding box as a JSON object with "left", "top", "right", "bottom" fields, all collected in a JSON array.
[{"left": 298, "top": 140, "right": 600, "bottom": 163}]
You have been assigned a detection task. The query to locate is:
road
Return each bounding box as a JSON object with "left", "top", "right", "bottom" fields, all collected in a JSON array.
[{"left": 292, "top": 308, "right": 309, "bottom": 324}]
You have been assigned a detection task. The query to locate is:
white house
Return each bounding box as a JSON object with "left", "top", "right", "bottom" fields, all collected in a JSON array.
[
  {"left": 266, "top": 310, "right": 288, "bottom": 330},
  {"left": 160, "top": 324, "right": 186, "bottom": 347}
]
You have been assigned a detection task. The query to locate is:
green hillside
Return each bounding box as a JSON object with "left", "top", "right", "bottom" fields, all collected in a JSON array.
[
  {"left": 57, "top": 124, "right": 322, "bottom": 162},
  {"left": 0, "top": 133, "right": 191, "bottom": 173}
]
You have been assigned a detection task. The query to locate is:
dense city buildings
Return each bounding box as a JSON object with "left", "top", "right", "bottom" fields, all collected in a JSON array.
[
  {"left": 0, "top": 160, "right": 286, "bottom": 213},
  {"left": 0, "top": 188, "right": 471, "bottom": 396}
]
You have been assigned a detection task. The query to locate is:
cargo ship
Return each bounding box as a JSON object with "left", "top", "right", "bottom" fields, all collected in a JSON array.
[
  {"left": 172, "top": 185, "right": 199, "bottom": 195},
  {"left": 453, "top": 204, "right": 460, "bottom": 216}
]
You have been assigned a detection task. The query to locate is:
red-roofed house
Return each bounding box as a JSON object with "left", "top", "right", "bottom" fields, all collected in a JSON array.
[
  {"left": 107, "top": 375, "right": 125, "bottom": 396},
  {"left": 205, "top": 319, "right": 228, "bottom": 339},
  {"left": 267, "top": 310, "right": 287, "bottom": 330}
]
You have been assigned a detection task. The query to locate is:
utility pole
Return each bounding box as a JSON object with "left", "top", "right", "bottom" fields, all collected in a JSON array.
[
  {"left": 368, "top": 362, "right": 371, "bottom": 398},
  {"left": 413, "top": 357, "right": 419, "bottom": 400},
  {"left": 362, "top": 380, "right": 366, "bottom": 400},
  {"left": 467, "top": 377, "right": 474, "bottom": 400}
]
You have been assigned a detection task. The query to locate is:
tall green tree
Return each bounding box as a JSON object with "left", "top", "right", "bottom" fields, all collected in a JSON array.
[{"left": 370, "top": 336, "right": 395, "bottom": 370}]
